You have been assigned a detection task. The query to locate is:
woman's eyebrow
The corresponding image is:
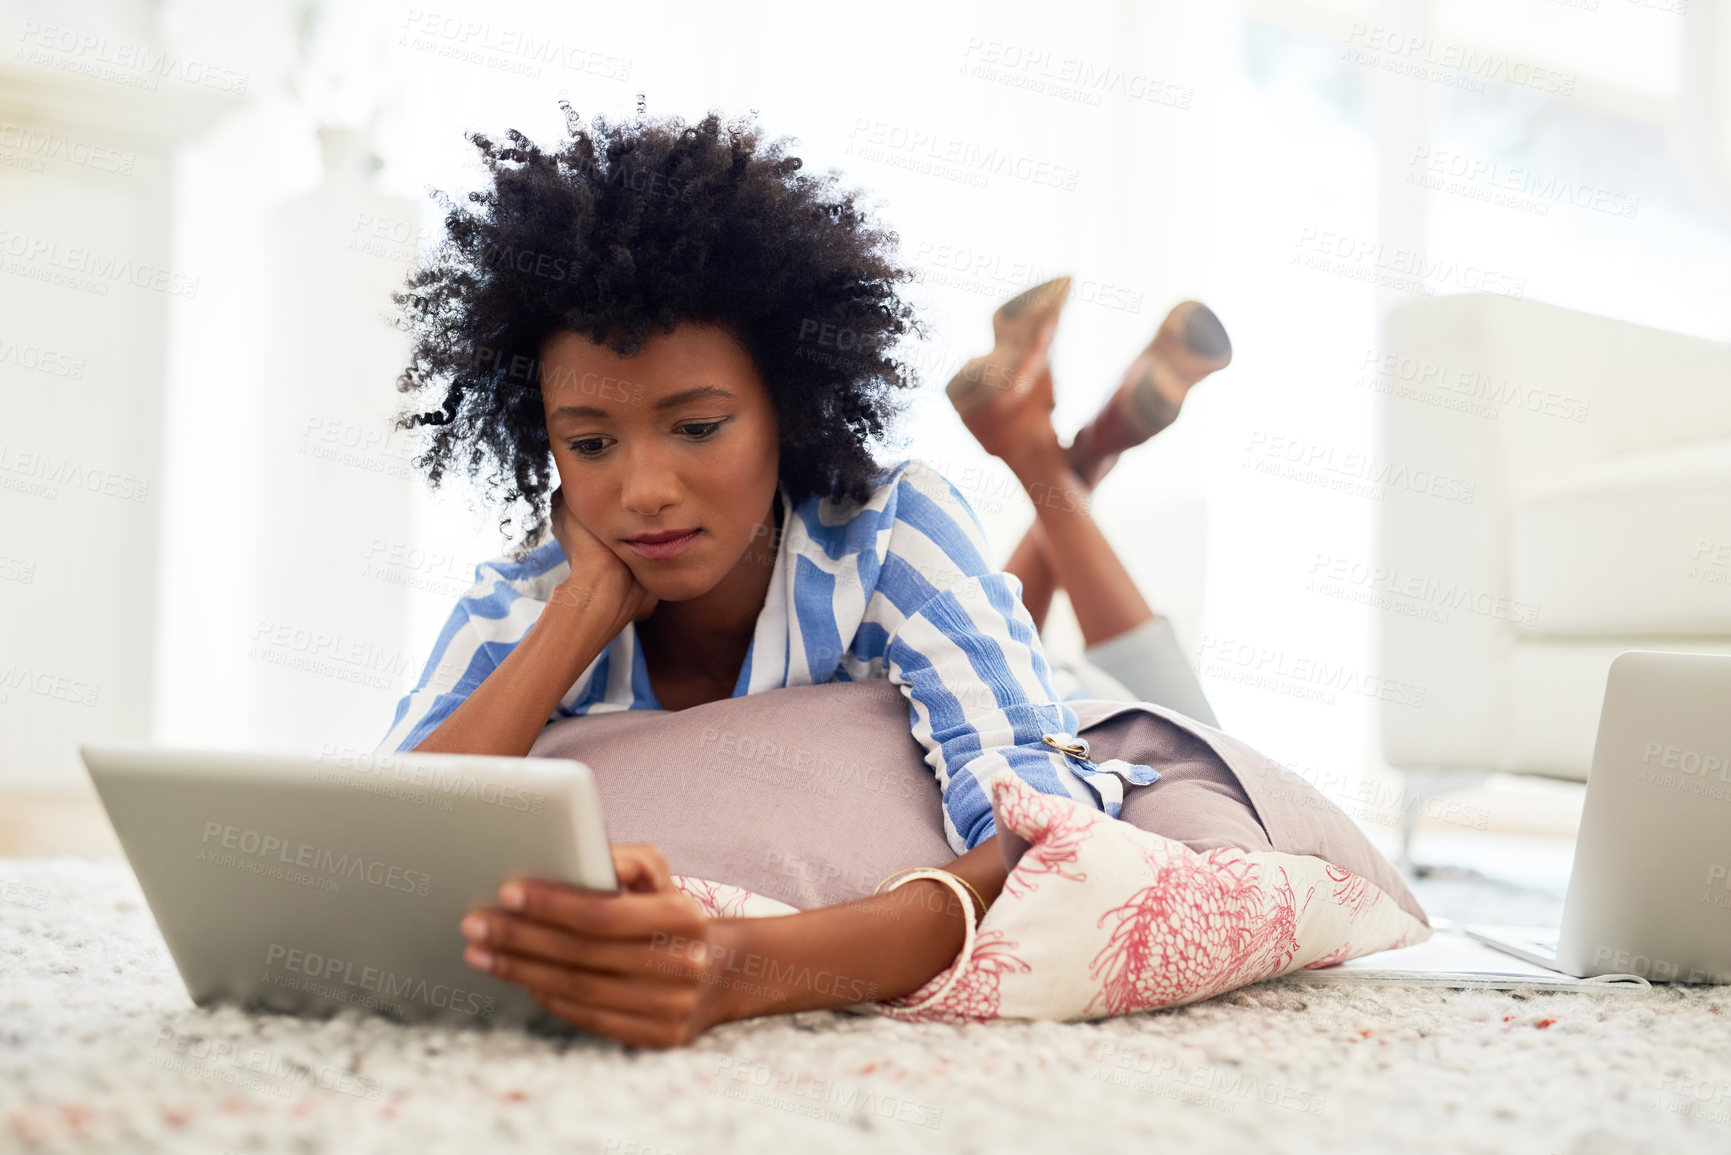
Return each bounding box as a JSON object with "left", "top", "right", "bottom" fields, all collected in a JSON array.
[
  {"left": 651, "top": 384, "right": 735, "bottom": 411},
  {"left": 548, "top": 385, "right": 736, "bottom": 422}
]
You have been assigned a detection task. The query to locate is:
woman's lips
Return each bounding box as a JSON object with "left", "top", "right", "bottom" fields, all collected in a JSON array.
[{"left": 623, "top": 528, "right": 701, "bottom": 560}]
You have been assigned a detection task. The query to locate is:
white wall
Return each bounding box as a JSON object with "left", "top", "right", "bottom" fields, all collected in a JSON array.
[
  {"left": 1, "top": 0, "right": 1722, "bottom": 812},
  {"left": 0, "top": 58, "right": 231, "bottom": 787}
]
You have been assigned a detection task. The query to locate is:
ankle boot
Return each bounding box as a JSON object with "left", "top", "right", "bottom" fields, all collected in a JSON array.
[
  {"left": 1067, "top": 301, "right": 1232, "bottom": 487},
  {"left": 946, "top": 276, "right": 1072, "bottom": 417}
]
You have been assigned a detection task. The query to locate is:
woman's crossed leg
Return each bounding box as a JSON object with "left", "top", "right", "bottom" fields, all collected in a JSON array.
[{"left": 946, "top": 277, "right": 1231, "bottom": 724}]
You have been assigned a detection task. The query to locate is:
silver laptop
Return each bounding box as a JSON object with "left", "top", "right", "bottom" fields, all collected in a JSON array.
[
  {"left": 1467, "top": 651, "right": 1731, "bottom": 983},
  {"left": 81, "top": 743, "right": 618, "bottom": 1028}
]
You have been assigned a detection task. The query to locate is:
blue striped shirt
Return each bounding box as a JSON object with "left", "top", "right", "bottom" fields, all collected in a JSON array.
[{"left": 378, "top": 457, "right": 1160, "bottom": 852}]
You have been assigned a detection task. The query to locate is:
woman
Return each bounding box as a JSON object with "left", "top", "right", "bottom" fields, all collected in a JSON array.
[{"left": 382, "top": 106, "right": 1228, "bottom": 1048}]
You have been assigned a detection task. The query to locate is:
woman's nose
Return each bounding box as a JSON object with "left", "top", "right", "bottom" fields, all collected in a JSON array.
[{"left": 617, "top": 445, "right": 683, "bottom": 517}]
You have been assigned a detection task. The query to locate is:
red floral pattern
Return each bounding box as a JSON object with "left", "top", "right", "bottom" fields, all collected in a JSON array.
[
  {"left": 883, "top": 930, "right": 1032, "bottom": 1024},
  {"left": 877, "top": 777, "right": 1428, "bottom": 1023},
  {"left": 1303, "top": 941, "right": 1359, "bottom": 970},
  {"left": 1086, "top": 847, "right": 1309, "bottom": 1016},
  {"left": 1325, "top": 863, "right": 1378, "bottom": 922},
  {"left": 671, "top": 876, "right": 753, "bottom": 919},
  {"left": 937, "top": 931, "right": 1031, "bottom": 1023},
  {"left": 998, "top": 783, "right": 1093, "bottom": 899}
]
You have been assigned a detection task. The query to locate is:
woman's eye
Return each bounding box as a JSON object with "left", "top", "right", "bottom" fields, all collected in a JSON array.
[
  {"left": 680, "top": 421, "right": 724, "bottom": 440},
  {"left": 567, "top": 438, "right": 608, "bottom": 458}
]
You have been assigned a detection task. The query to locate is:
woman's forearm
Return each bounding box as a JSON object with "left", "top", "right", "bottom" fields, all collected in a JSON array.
[
  {"left": 692, "top": 835, "right": 1013, "bottom": 1023},
  {"left": 412, "top": 583, "right": 619, "bottom": 757}
]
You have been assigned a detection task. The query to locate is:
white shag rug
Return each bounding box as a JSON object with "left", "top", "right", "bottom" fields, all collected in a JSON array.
[{"left": 3, "top": 857, "right": 1729, "bottom": 1155}]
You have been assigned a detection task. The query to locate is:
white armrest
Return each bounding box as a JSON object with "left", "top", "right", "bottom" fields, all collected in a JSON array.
[{"left": 1377, "top": 293, "right": 1731, "bottom": 775}]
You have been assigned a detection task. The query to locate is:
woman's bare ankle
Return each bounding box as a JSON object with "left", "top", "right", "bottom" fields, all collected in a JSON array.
[{"left": 998, "top": 432, "right": 1069, "bottom": 487}]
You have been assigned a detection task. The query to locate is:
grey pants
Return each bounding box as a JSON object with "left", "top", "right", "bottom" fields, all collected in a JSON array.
[{"left": 1058, "top": 615, "right": 1219, "bottom": 727}]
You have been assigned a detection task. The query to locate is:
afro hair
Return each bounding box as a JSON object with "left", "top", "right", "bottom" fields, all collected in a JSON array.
[{"left": 391, "top": 101, "right": 924, "bottom": 553}]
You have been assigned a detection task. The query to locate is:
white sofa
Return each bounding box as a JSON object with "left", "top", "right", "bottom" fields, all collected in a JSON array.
[{"left": 1377, "top": 294, "right": 1731, "bottom": 856}]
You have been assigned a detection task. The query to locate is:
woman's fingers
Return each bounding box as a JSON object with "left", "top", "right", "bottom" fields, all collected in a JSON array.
[
  {"left": 463, "top": 909, "right": 701, "bottom": 978},
  {"left": 532, "top": 992, "right": 702, "bottom": 1050},
  {"left": 611, "top": 843, "right": 675, "bottom": 893},
  {"left": 482, "top": 950, "right": 706, "bottom": 1018},
  {"left": 495, "top": 876, "right": 702, "bottom": 942},
  {"left": 470, "top": 852, "right": 722, "bottom": 1048},
  {"left": 548, "top": 485, "right": 582, "bottom": 563}
]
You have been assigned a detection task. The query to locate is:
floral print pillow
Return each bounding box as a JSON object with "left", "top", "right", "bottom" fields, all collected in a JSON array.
[{"left": 673, "top": 774, "right": 1429, "bottom": 1024}]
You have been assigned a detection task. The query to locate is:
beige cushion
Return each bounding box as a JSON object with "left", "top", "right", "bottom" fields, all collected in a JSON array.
[{"left": 528, "top": 679, "right": 1425, "bottom": 924}]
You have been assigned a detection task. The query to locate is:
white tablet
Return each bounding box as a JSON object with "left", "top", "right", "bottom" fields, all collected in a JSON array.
[{"left": 80, "top": 743, "right": 618, "bottom": 1030}]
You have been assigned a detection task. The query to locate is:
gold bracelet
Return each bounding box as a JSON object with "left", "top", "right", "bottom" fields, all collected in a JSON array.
[
  {"left": 869, "top": 868, "right": 983, "bottom": 1013},
  {"left": 874, "top": 867, "right": 988, "bottom": 927}
]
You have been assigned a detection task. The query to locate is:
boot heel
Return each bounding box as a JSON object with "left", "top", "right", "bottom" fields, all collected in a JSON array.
[
  {"left": 946, "top": 277, "right": 1072, "bottom": 424},
  {"left": 992, "top": 275, "right": 1072, "bottom": 341}
]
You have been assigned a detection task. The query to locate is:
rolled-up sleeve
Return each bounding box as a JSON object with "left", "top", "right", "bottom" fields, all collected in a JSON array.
[
  {"left": 376, "top": 556, "right": 557, "bottom": 753},
  {"left": 878, "top": 464, "right": 1160, "bottom": 853}
]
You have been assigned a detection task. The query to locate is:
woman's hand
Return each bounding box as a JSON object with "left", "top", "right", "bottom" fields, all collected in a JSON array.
[
  {"left": 547, "top": 485, "right": 658, "bottom": 633},
  {"left": 460, "top": 844, "right": 726, "bottom": 1049}
]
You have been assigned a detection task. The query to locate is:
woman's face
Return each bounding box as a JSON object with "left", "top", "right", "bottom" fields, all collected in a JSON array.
[{"left": 539, "top": 322, "right": 781, "bottom": 603}]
